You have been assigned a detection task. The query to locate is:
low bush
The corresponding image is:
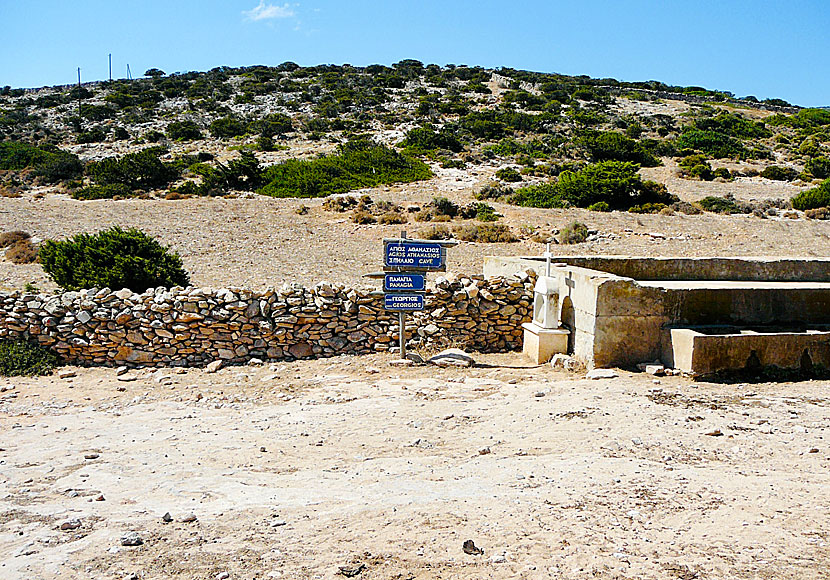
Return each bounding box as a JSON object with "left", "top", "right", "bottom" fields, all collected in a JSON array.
[
  {"left": 418, "top": 224, "right": 453, "bottom": 240},
  {"left": 579, "top": 130, "right": 660, "bottom": 167},
  {"left": 674, "top": 129, "right": 748, "bottom": 159},
  {"left": 587, "top": 201, "right": 610, "bottom": 212},
  {"left": 559, "top": 221, "right": 588, "bottom": 244},
  {"left": 0, "top": 141, "right": 82, "bottom": 183},
  {"left": 510, "top": 161, "right": 676, "bottom": 210},
  {"left": 431, "top": 196, "right": 459, "bottom": 218},
  {"left": 0, "top": 230, "right": 30, "bottom": 248},
  {"left": 39, "top": 226, "right": 190, "bottom": 292},
  {"left": 88, "top": 147, "right": 178, "bottom": 190},
  {"left": 377, "top": 211, "right": 408, "bottom": 225},
  {"left": 698, "top": 195, "right": 744, "bottom": 214},
  {"left": 495, "top": 167, "right": 522, "bottom": 182},
  {"left": 322, "top": 196, "right": 358, "bottom": 212},
  {"left": 805, "top": 157, "right": 830, "bottom": 179},
  {"left": 452, "top": 223, "right": 517, "bottom": 243},
  {"left": 401, "top": 125, "right": 463, "bottom": 153},
  {"left": 760, "top": 166, "right": 799, "bottom": 181},
  {"left": 5, "top": 238, "right": 38, "bottom": 264},
  {"left": 688, "top": 163, "right": 714, "bottom": 181},
  {"left": 258, "top": 138, "right": 432, "bottom": 198},
  {"left": 0, "top": 339, "right": 60, "bottom": 376},
  {"left": 166, "top": 120, "right": 202, "bottom": 141},
  {"left": 351, "top": 210, "right": 376, "bottom": 224},
  {"left": 209, "top": 117, "right": 247, "bottom": 139},
  {"left": 474, "top": 182, "right": 513, "bottom": 201},
  {"left": 805, "top": 207, "right": 830, "bottom": 220},
  {"left": 628, "top": 203, "right": 668, "bottom": 214},
  {"left": 792, "top": 180, "right": 830, "bottom": 210},
  {"left": 71, "top": 183, "right": 135, "bottom": 200},
  {"left": 713, "top": 167, "right": 733, "bottom": 180}
]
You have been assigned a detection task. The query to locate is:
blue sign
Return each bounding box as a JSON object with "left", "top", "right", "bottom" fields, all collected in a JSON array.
[
  {"left": 384, "top": 273, "right": 426, "bottom": 292},
  {"left": 384, "top": 294, "right": 425, "bottom": 311},
  {"left": 384, "top": 242, "right": 444, "bottom": 270}
]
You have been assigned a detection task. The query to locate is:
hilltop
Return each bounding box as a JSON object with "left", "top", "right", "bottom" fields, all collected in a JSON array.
[{"left": 1, "top": 61, "right": 830, "bottom": 290}]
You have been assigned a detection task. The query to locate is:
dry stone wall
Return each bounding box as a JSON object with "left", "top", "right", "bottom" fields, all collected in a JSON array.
[{"left": 0, "top": 271, "right": 535, "bottom": 367}]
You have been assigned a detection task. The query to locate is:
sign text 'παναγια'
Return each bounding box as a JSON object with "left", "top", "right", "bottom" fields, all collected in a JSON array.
[
  {"left": 384, "top": 273, "right": 426, "bottom": 292},
  {"left": 384, "top": 293, "right": 425, "bottom": 311},
  {"left": 384, "top": 242, "right": 444, "bottom": 269}
]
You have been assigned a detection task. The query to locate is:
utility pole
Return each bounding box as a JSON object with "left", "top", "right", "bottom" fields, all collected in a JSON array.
[
  {"left": 126, "top": 64, "right": 132, "bottom": 80},
  {"left": 109, "top": 53, "right": 112, "bottom": 81},
  {"left": 77, "top": 67, "right": 82, "bottom": 116}
]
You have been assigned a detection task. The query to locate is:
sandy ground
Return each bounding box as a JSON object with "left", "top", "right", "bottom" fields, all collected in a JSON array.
[{"left": 2, "top": 355, "right": 829, "bottom": 579}]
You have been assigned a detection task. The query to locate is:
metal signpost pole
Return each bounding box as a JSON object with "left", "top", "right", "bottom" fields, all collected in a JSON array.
[{"left": 375, "top": 229, "right": 454, "bottom": 361}]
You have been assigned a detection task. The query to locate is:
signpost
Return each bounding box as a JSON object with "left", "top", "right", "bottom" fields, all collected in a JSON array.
[{"left": 371, "top": 231, "right": 455, "bottom": 360}]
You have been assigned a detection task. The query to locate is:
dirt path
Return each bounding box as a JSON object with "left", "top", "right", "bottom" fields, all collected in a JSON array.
[{"left": 2, "top": 355, "right": 829, "bottom": 579}]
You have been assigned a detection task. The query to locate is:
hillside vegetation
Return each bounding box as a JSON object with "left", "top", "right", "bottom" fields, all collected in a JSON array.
[{"left": 1, "top": 61, "right": 828, "bottom": 215}]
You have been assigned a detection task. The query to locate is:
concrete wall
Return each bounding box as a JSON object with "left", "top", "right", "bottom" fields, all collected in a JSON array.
[
  {"left": 0, "top": 272, "right": 535, "bottom": 367},
  {"left": 488, "top": 255, "right": 830, "bottom": 370},
  {"left": 666, "top": 329, "right": 830, "bottom": 375}
]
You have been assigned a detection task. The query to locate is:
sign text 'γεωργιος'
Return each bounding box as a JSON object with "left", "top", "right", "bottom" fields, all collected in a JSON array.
[{"left": 384, "top": 293, "right": 425, "bottom": 311}]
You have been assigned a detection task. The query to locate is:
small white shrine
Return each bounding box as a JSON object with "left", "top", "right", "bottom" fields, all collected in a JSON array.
[{"left": 522, "top": 244, "right": 569, "bottom": 364}]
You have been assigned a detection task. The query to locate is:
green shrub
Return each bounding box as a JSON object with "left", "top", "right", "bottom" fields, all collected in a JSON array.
[
  {"left": 760, "top": 166, "right": 798, "bottom": 181},
  {"left": 0, "top": 141, "right": 82, "bottom": 183},
  {"left": 688, "top": 163, "right": 714, "bottom": 181},
  {"left": 39, "top": 226, "right": 190, "bottom": 292},
  {"left": 674, "top": 129, "right": 748, "bottom": 159},
  {"left": 401, "top": 125, "right": 462, "bottom": 153},
  {"left": 805, "top": 157, "right": 830, "bottom": 179},
  {"left": 559, "top": 221, "right": 588, "bottom": 244},
  {"left": 0, "top": 339, "right": 60, "bottom": 377},
  {"left": 71, "top": 183, "right": 135, "bottom": 200},
  {"left": 628, "top": 203, "right": 667, "bottom": 214},
  {"left": 587, "top": 201, "right": 610, "bottom": 212},
  {"left": 713, "top": 167, "right": 733, "bottom": 180},
  {"left": 692, "top": 112, "right": 772, "bottom": 139},
  {"left": 510, "top": 161, "right": 675, "bottom": 210},
  {"left": 579, "top": 130, "right": 659, "bottom": 167},
  {"left": 77, "top": 127, "right": 107, "bottom": 144},
  {"left": 88, "top": 148, "right": 178, "bottom": 189},
  {"left": 249, "top": 113, "right": 293, "bottom": 137},
  {"left": 698, "top": 195, "right": 743, "bottom": 214},
  {"left": 792, "top": 180, "right": 830, "bottom": 210},
  {"left": 166, "top": 120, "right": 202, "bottom": 141},
  {"left": 495, "top": 167, "right": 522, "bottom": 182},
  {"left": 258, "top": 138, "right": 432, "bottom": 198},
  {"left": 431, "top": 196, "right": 458, "bottom": 217},
  {"left": 209, "top": 117, "right": 247, "bottom": 138}
]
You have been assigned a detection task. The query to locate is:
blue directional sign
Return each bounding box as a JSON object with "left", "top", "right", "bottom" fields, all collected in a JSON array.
[
  {"left": 384, "top": 293, "right": 425, "bottom": 311},
  {"left": 384, "top": 273, "right": 426, "bottom": 292},
  {"left": 384, "top": 242, "right": 444, "bottom": 270}
]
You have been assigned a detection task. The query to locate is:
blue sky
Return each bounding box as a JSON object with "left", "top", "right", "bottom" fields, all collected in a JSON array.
[{"left": 2, "top": 0, "right": 828, "bottom": 106}]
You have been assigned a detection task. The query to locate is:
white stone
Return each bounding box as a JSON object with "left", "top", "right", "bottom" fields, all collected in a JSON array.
[
  {"left": 586, "top": 369, "right": 618, "bottom": 380},
  {"left": 428, "top": 348, "right": 474, "bottom": 368}
]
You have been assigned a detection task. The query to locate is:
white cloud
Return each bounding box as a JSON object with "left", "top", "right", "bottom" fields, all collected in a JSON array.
[{"left": 243, "top": 1, "right": 295, "bottom": 21}]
